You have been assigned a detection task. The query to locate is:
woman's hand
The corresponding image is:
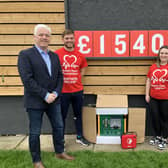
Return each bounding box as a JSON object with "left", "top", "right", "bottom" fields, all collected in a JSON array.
[{"left": 145, "top": 95, "right": 150, "bottom": 103}]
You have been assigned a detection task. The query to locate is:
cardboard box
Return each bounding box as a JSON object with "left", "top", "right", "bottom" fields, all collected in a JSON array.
[
  {"left": 82, "top": 107, "right": 97, "bottom": 143},
  {"left": 82, "top": 95, "right": 128, "bottom": 144},
  {"left": 128, "top": 108, "right": 146, "bottom": 143},
  {"left": 96, "top": 95, "right": 128, "bottom": 107}
]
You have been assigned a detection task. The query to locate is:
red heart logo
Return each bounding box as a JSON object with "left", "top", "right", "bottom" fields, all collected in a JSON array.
[
  {"left": 152, "top": 69, "right": 167, "bottom": 83},
  {"left": 64, "top": 55, "right": 77, "bottom": 66}
]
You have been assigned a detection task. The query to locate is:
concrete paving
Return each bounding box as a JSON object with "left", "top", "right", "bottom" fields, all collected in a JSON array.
[
  {"left": 0, "top": 135, "right": 167, "bottom": 152},
  {"left": 16, "top": 135, "right": 94, "bottom": 152},
  {"left": 0, "top": 135, "right": 26, "bottom": 150}
]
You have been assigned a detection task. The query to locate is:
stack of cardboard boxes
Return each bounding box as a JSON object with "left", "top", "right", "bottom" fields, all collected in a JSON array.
[{"left": 82, "top": 95, "right": 146, "bottom": 144}]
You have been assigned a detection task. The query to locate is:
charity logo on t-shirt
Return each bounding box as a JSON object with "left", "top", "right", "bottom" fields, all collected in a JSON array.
[
  {"left": 147, "top": 63, "right": 168, "bottom": 99},
  {"left": 151, "top": 69, "right": 168, "bottom": 90},
  {"left": 62, "top": 54, "right": 79, "bottom": 84}
]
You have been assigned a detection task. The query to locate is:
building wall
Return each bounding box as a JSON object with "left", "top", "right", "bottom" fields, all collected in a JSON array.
[
  {"left": 66, "top": 0, "right": 168, "bottom": 135},
  {"left": 0, "top": 0, "right": 69, "bottom": 134},
  {"left": 1, "top": 0, "right": 167, "bottom": 135},
  {"left": 67, "top": 0, "right": 168, "bottom": 30}
]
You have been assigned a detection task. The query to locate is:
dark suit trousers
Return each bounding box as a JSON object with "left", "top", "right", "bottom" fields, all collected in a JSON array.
[{"left": 27, "top": 103, "right": 64, "bottom": 163}]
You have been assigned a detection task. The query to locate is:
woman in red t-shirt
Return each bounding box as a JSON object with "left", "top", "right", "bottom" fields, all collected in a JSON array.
[{"left": 146, "top": 45, "right": 168, "bottom": 150}]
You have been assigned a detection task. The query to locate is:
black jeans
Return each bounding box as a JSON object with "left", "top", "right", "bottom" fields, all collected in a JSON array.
[
  {"left": 149, "top": 97, "right": 168, "bottom": 138},
  {"left": 27, "top": 103, "right": 64, "bottom": 163},
  {"left": 60, "top": 90, "right": 83, "bottom": 137}
]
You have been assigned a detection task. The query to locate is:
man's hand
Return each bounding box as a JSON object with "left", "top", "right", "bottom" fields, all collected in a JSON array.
[{"left": 46, "top": 93, "right": 57, "bottom": 104}]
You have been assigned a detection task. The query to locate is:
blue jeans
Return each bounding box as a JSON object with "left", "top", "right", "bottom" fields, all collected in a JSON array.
[
  {"left": 27, "top": 103, "right": 64, "bottom": 163},
  {"left": 61, "top": 90, "right": 83, "bottom": 137}
]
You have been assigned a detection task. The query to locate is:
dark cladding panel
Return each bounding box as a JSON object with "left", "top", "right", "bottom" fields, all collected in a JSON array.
[
  {"left": 67, "top": 0, "right": 168, "bottom": 30},
  {"left": 0, "top": 97, "right": 28, "bottom": 134},
  {"left": 0, "top": 97, "right": 76, "bottom": 134}
]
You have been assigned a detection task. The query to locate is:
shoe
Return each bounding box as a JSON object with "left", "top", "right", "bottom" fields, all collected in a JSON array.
[
  {"left": 157, "top": 138, "right": 167, "bottom": 150},
  {"left": 76, "top": 137, "right": 90, "bottom": 146},
  {"left": 56, "top": 152, "right": 75, "bottom": 161},
  {"left": 149, "top": 136, "right": 161, "bottom": 145},
  {"left": 166, "top": 138, "right": 168, "bottom": 144},
  {"left": 34, "top": 162, "right": 45, "bottom": 168}
]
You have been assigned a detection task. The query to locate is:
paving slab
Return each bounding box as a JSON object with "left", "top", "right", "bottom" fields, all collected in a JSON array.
[
  {"left": 64, "top": 135, "right": 93, "bottom": 152},
  {"left": 134, "top": 137, "right": 168, "bottom": 152},
  {"left": 17, "top": 135, "right": 54, "bottom": 151},
  {"left": 93, "top": 136, "right": 168, "bottom": 152},
  {"left": 17, "top": 134, "right": 94, "bottom": 152},
  {"left": 2, "top": 135, "right": 168, "bottom": 153},
  {"left": 0, "top": 135, "right": 26, "bottom": 150},
  {"left": 94, "top": 144, "right": 125, "bottom": 152}
]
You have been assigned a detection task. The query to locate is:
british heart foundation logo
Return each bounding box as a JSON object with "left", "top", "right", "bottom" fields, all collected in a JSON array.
[
  {"left": 152, "top": 69, "right": 168, "bottom": 84},
  {"left": 63, "top": 55, "right": 79, "bottom": 69}
]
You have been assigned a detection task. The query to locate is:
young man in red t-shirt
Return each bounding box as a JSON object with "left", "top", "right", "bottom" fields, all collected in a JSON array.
[{"left": 55, "top": 29, "right": 90, "bottom": 146}]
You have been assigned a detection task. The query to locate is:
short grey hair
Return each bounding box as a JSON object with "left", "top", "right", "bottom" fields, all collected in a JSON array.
[{"left": 34, "top": 24, "right": 52, "bottom": 36}]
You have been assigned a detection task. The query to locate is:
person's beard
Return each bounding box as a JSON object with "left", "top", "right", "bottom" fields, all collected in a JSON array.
[{"left": 64, "top": 42, "right": 75, "bottom": 49}]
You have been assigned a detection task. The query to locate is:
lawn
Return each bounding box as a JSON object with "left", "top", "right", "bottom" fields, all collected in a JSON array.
[{"left": 0, "top": 150, "right": 168, "bottom": 168}]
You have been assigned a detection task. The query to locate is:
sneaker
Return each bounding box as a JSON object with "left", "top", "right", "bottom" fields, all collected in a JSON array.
[
  {"left": 149, "top": 136, "right": 162, "bottom": 145},
  {"left": 166, "top": 138, "right": 168, "bottom": 144},
  {"left": 76, "top": 137, "right": 90, "bottom": 146},
  {"left": 158, "top": 138, "right": 167, "bottom": 150}
]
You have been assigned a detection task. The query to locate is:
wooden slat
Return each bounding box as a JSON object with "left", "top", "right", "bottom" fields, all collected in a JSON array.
[
  {"left": 0, "top": 58, "right": 145, "bottom": 66},
  {"left": 0, "top": 67, "right": 18, "bottom": 75},
  {"left": 0, "top": 66, "right": 150, "bottom": 76},
  {"left": 0, "top": 46, "right": 62, "bottom": 55},
  {"left": 0, "top": 35, "right": 63, "bottom": 45},
  {"left": 0, "top": 85, "right": 146, "bottom": 96},
  {"left": 0, "top": 46, "right": 29, "bottom": 55},
  {"left": 86, "top": 66, "right": 149, "bottom": 75},
  {"left": 0, "top": 87, "right": 23, "bottom": 96},
  {"left": 88, "top": 59, "right": 155, "bottom": 66},
  {"left": 0, "top": 57, "right": 17, "bottom": 65},
  {"left": 0, "top": 56, "right": 154, "bottom": 67},
  {"left": 0, "top": 2, "right": 64, "bottom": 12},
  {"left": 0, "top": 76, "right": 146, "bottom": 86},
  {"left": 0, "top": 13, "right": 65, "bottom": 23},
  {"left": 0, "top": 24, "right": 65, "bottom": 34},
  {"left": 0, "top": 77, "right": 22, "bottom": 86},
  {"left": 83, "top": 76, "right": 146, "bottom": 85},
  {"left": 84, "top": 86, "right": 145, "bottom": 95}
]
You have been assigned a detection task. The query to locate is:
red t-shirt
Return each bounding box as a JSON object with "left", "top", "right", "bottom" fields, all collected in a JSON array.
[
  {"left": 147, "top": 63, "right": 168, "bottom": 99},
  {"left": 55, "top": 47, "right": 88, "bottom": 93}
]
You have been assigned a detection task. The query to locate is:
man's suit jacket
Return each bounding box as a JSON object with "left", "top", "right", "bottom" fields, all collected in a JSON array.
[{"left": 18, "top": 46, "right": 63, "bottom": 109}]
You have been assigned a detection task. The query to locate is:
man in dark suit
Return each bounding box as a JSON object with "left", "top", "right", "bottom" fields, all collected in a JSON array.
[{"left": 18, "top": 24, "right": 75, "bottom": 168}]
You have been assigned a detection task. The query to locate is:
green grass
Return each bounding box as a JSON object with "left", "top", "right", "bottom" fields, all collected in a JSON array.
[{"left": 0, "top": 150, "right": 168, "bottom": 168}]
